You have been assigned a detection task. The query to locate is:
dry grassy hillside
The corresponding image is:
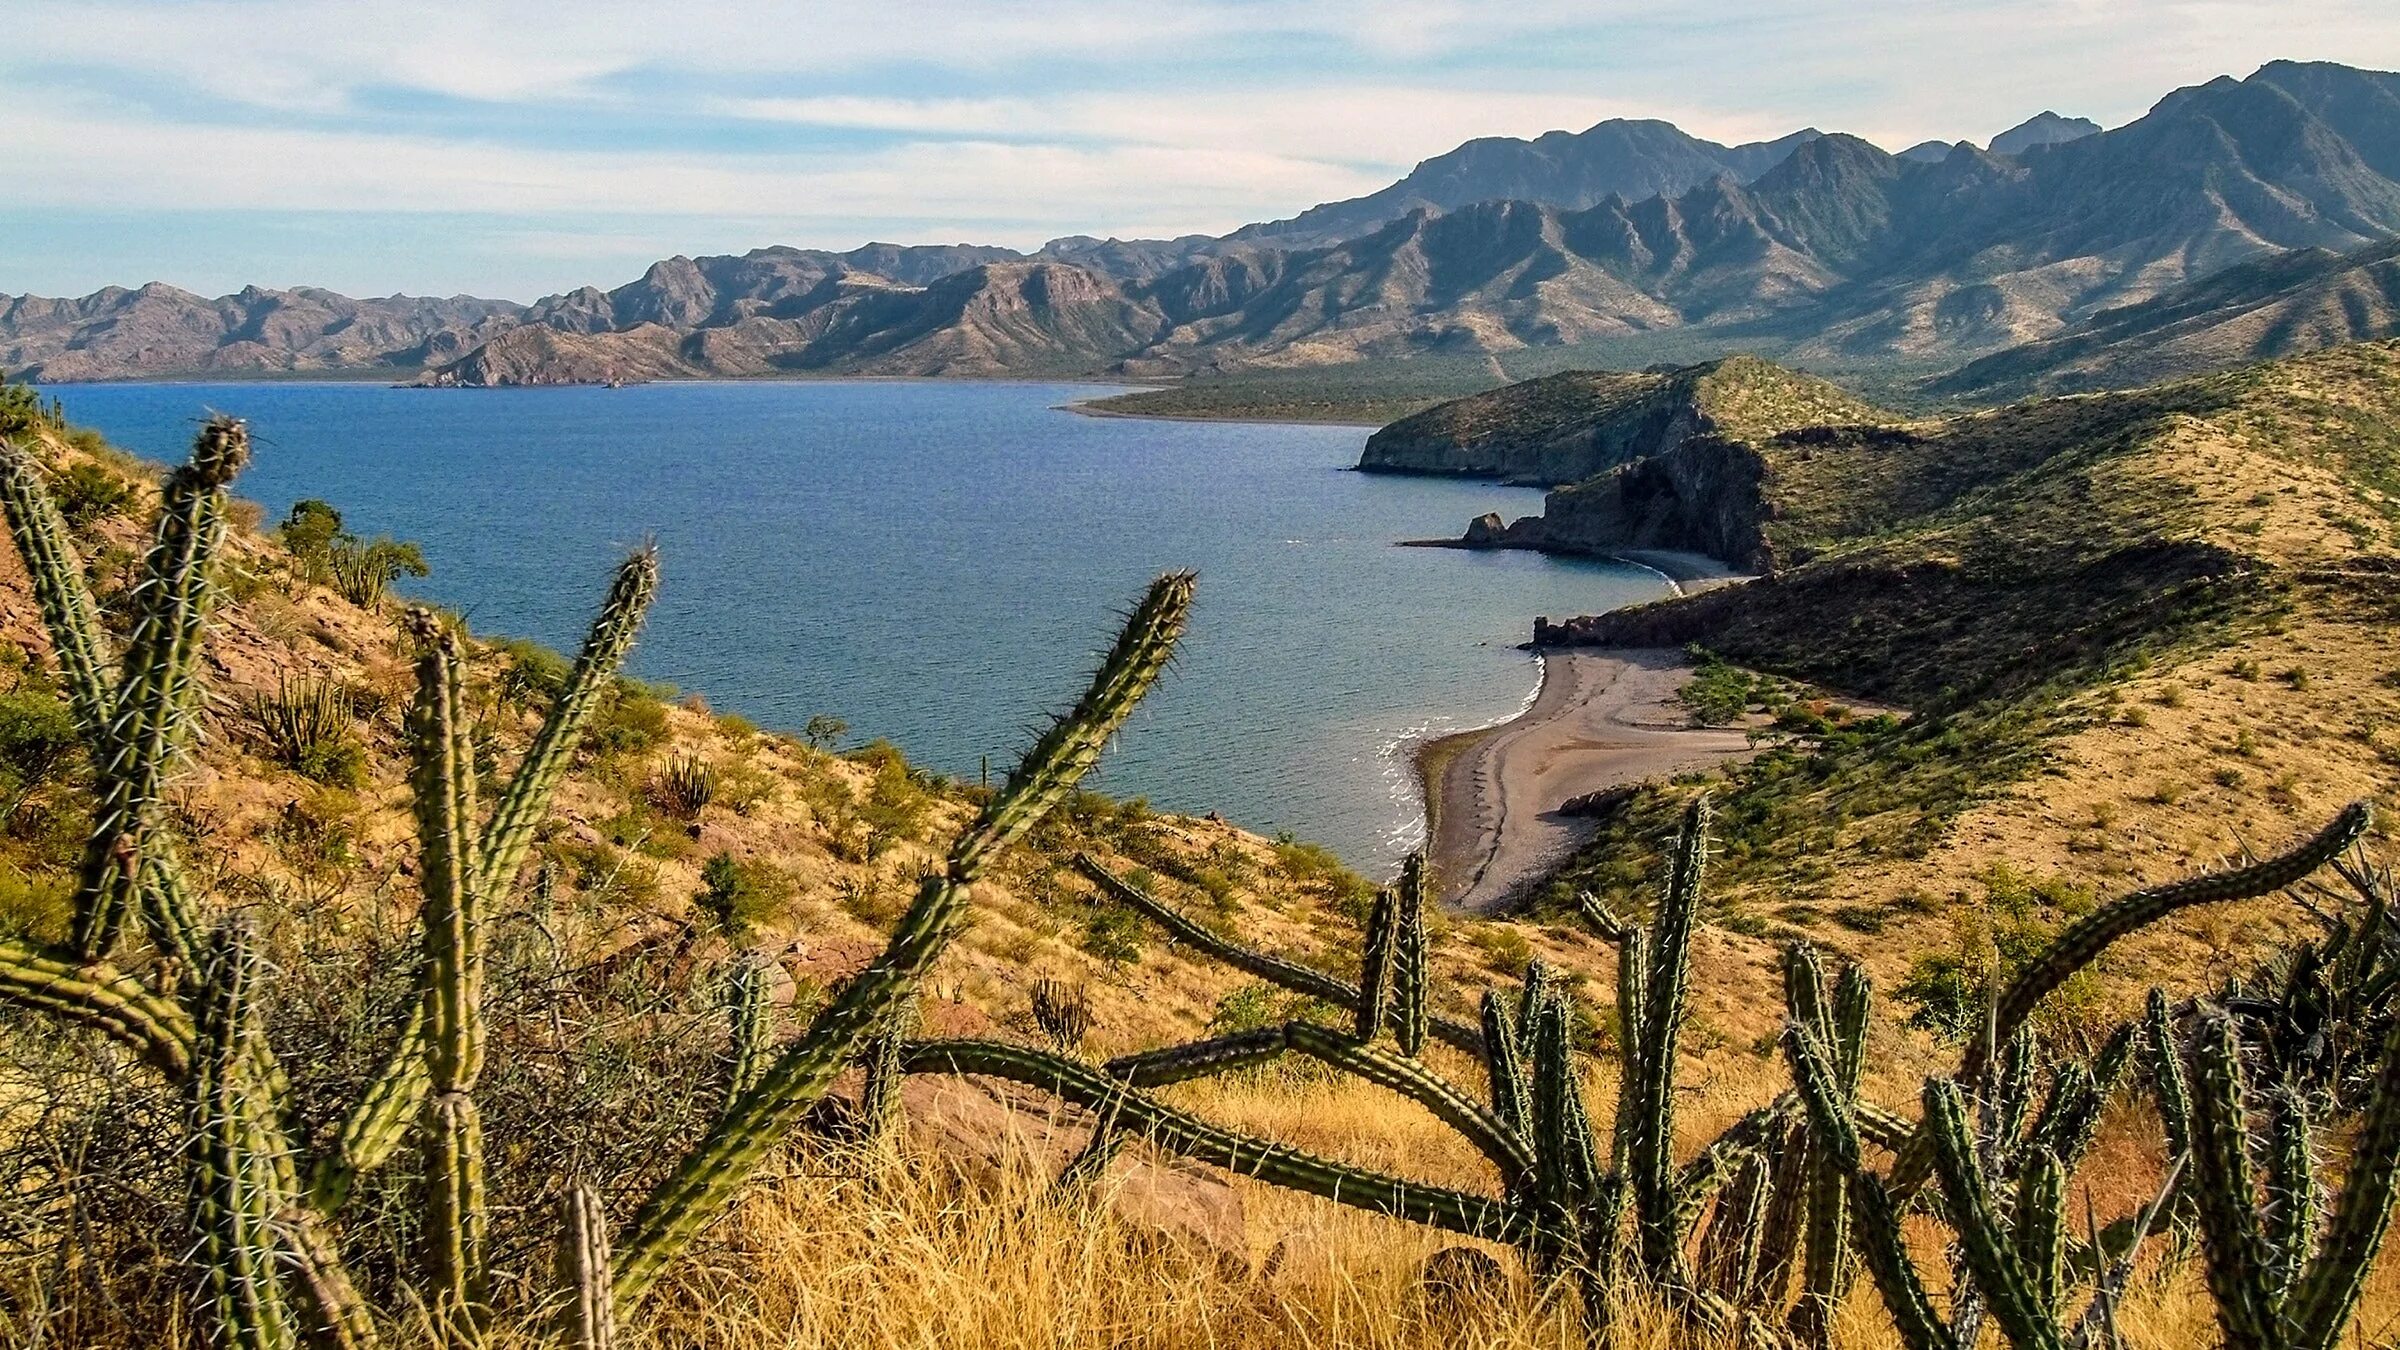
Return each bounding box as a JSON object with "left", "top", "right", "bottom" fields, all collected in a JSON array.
[{"left": 6, "top": 391, "right": 2398, "bottom": 1350}]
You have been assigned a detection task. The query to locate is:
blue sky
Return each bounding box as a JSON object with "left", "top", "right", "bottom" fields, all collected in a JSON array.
[{"left": 5, "top": 1, "right": 2396, "bottom": 301}]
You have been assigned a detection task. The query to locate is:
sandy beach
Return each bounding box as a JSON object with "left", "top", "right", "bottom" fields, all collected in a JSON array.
[{"left": 1423, "top": 648, "right": 1757, "bottom": 911}]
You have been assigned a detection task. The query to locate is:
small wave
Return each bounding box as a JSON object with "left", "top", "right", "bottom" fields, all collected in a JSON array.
[{"left": 1371, "top": 651, "right": 1547, "bottom": 860}]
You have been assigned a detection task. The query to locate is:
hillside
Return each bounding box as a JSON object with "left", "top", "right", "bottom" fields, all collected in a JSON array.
[
  {"left": 1930, "top": 236, "right": 2400, "bottom": 400},
  {"left": 1358, "top": 354, "right": 1886, "bottom": 487},
  {"left": 18, "top": 62, "right": 2400, "bottom": 391},
  {"left": 1514, "top": 341, "right": 2400, "bottom": 1001}
]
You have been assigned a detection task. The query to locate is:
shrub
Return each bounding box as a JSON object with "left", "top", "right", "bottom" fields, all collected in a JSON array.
[
  {"left": 649, "top": 755, "right": 717, "bottom": 822},
  {"left": 585, "top": 683, "right": 669, "bottom": 756},
  {"left": 326, "top": 535, "right": 430, "bottom": 607},
  {"left": 0, "top": 684, "right": 79, "bottom": 807},
  {"left": 52, "top": 460, "right": 135, "bottom": 526},
  {"left": 1077, "top": 902, "right": 1144, "bottom": 965},
  {"left": 491, "top": 636, "right": 572, "bottom": 707},
  {"left": 245, "top": 676, "right": 364, "bottom": 787},
  {"left": 802, "top": 713, "right": 848, "bottom": 749},
  {"left": 695, "top": 851, "right": 790, "bottom": 937}
]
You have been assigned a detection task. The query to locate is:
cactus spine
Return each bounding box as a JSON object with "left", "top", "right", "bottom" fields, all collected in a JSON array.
[{"left": 1622, "top": 795, "right": 1709, "bottom": 1285}]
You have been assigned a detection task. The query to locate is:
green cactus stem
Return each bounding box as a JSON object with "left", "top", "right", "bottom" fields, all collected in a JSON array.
[
  {"left": 1889, "top": 801, "right": 2371, "bottom": 1200},
  {"left": 560, "top": 1180, "right": 617, "bottom": 1350},
  {"left": 188, "top": 924, "right": 300, "bottom": 1350},
  {"left": 1394, "top": 853, "right": 1429, "bottom": 1057},
  {"left": 1073, "top": 851, "right": 1483, "bottom": 1055},
  {"left": 899, "top": 1037, "right": 1521, "bottom": 1242},
  {"left": 0, "top": 935, "right": 193, "bottom": 1076},
  {"left": 611, "top": 573, "right": 1192, "bottom": 1312},
  {"left": 1355, "top": 887, "right": 1396, "bottom": 1041}
]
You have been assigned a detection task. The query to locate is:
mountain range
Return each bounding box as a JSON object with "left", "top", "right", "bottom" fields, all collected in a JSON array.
[{"left": 8, "top": 60, "right": 2400, "bottom": 394}]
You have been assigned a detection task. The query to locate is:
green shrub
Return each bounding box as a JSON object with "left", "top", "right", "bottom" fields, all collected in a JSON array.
[
  {"left": 0, "top": 684, "right": 79, "bottom": 802},
  {"left": 585, "top": 683, "right": 669, "bottom": 756},
  {"left": 491, "top": 636, "right": 572, "bottom": 707},
  {"left": 695, "top": 851, "right": 790, "bottom": 937},
  {"left": 1077, "top": 902, "right": 1144, "bottom": 965},
  {"left": 53, "top": 461, "right": 134, "bottom": 526}
]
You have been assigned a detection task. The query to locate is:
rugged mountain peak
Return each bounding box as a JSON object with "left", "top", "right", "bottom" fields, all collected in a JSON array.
[{"left": 1987, "top": 111, "right": 2101, "bottom": 154}]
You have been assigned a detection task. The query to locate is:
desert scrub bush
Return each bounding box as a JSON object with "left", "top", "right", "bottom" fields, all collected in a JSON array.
[
  {"left": 801, "top": 712, "right": 847, "bottom": 749},
  {"left": 1076, "top": 899, "right": 1145, "bottom": 966},
  {"left": 585, "top": 679, "right": 670, "bottom": 755},
  {"left": 1680, "top": 648, "right": 1766, "bottom": 725},
  {"left": 1271, "top": 834, "right": 1376, "bottom": 906},
  {"left": 1894, "top": 861, "right": 2101, "bottom": 1041},
  {"left": 696, "top": 850, "right": 790, "bottom": 938},
  {"left": 490, "top": 634, "right": 572, "bottom": 707},
  {"left": 245, "top": 673, "right": 365, "bottom": 787},
  {"left": 50, "top": 459, "right": 134, "bottom": 526},
  {"left": 324, "top": 532, "right": 430, "bottom": 607}
]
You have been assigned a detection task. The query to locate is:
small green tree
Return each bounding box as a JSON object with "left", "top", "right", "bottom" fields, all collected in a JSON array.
[{"left": 802, "top": 714, "right": 848, "bottom": 750}]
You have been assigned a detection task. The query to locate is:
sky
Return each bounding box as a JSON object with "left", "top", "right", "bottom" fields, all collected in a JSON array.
[{"left": 4, "top": 1, "right": 2397, "bottom": 302}]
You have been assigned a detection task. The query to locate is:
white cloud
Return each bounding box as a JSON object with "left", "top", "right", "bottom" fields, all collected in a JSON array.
[{"left": 0, "top": 102, "right": 1388, "bottom": 243}]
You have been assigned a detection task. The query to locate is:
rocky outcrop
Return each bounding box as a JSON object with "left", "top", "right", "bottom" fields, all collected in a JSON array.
[{"left": 410, "top": 324, "right": 694, "bottom": 387}]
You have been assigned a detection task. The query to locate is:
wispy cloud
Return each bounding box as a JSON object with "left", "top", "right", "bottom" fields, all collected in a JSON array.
[{"left": 3, "top": 0, "right": 2398, "bottom": 296}]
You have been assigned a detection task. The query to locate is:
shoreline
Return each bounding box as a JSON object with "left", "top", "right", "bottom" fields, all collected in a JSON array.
[{"left": 1419, "top": 647, "right": 1758, "bottom": 912}]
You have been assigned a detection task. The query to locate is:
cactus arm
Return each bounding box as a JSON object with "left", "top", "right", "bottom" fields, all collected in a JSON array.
[
  {"left": 2289, "top": 986, "right": 2400, "bottom": 1350},
  {"left": 2013, "top": 1149, "right": 2066, "bottom": 1318},
  {"left": 1480, "top": 991, "right": 1534, "bottom": 1141},
  {"left": 2145, "top": 991, "right": 2195, "bottom": 1162},
  {"left": 1577, "top": 890, "right": 1632, "bottom": 943},
  {"left": 0, "top": 438, "right": 117, "bottom": 730},
  {"left": 860, "top": 998, "right": 913, "bottom": 1141},
  {"left": 2263, "top": 1088, "right": 2316, "bottom": 1301},
  {"left": 0, "top": 934, "right": 193, "bottom": 1077},
  {"left": 307, "top": 992, "right": 431, "bottom": 1215},
  {"left": 1973, "top": 803, "right": 2368, "bottom": 1089},
  {"left": 188, "top": 925, "right": 301, "bottom": 1350},
  {"left": 1394, "top": 853, "right": 1428, "bottom": 1057},
  {"left": 71, "top": 418, "right": 249, "bottom": 960},
  {"left": 1354, "top": 889, "right": 1396, "bottom": 1041},
  {"left": 476, "top": 548, "right": 657, "bottom": 899},
  {"left": 405, "top": 613, "right": 488, "bottom": 1328},
  {"left": 2185, "top": 1009, "right": 2280, "bottom": 1349},
  {"left": 897, "top": 1037, "right": 1522, "bottom": 1242},
  {"left": 560, "top": 1180, "right": 617, "bottom": 1350},
  {"left": 727, "top": 956, "right": 772, "bottom": 1105},
  {"left": 1285, "top": 1020, "right": 1531, "bottom": 1182},
  {"left": 611, "top": 574, "right": 1191, "bottom": 1311},
  {"left": 1628, "top": 796, "right": 1709, "bottom": 1281},
  {"left": 1072, "top": 851, "right": 1483, "bottom": 1055},
  {"left": 1853, "top": 1175, "right": 1964, "bottom": 1350},
  {"left": 1103, "top": 1022, "right": 1532, "bottom": 1183},
  {"left": 1887, "top": 803, "right": 2371, "bottom": 1199},
  {"left": 272, "top": 1206, "right": 383, "bottom": 1350},
  {"left": 1924, "top": 1080, "right": 2064, "bottom": 1350},
  {"left": 1105, "top": 1027, "right": 1291, "bottom": 1086}
]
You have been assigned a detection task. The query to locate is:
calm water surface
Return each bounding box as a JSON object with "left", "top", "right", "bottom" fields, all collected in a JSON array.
[{"left": 59, "top": 381, "right": 1667, "bottom": 874}]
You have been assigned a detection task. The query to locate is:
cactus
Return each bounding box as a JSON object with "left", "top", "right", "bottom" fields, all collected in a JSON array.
[
  {"left": 608, "top": 572, "right": 1192, "bottom": 1309},
  {"left": 1620, "top": 795, "right": 1710, "bottom": 1287},
  {"left": 651, "top": 753, "right": 716, "bottom": 821},
  {"left": 727, "top": 957, "right": 774, "bottom": 1104},
  {"left": 2177, "top": 998, "right": 2400, "bottom": 1350},
  {"left": 1394, "top": 853, "right": 1429, "bottom": 1057},
  {"left": 187, "top": 923, "right": 301, "bottom": 1350},
  {"left": 1074, "top": 850, "right": 1484, "bottom": 1053},
  {"left": 861, "top": 994, "right": 915, "bottom": 1142},
  {"left": 559, "top": 1180, "right": 617, "bottom": 1350},
  {"left": 1355, "top": 887, "right": 1397, "bottom": 1041}
]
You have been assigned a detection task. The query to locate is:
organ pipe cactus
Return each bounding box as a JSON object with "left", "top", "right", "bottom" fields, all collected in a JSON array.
[
  {"left": 2175, "top": 998, "right": 2400, "bottom": 1350},
  {"left": 988, "top": 799, "right": 1754, "bottom": 1336}
]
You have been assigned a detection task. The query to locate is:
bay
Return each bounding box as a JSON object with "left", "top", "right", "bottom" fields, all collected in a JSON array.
[{"left": 56, "top": 380, "right": 1667, "bottom": 875}]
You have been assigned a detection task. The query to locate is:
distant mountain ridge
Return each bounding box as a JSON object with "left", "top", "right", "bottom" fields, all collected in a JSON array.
[{"left": 9, "top": 60, "right": 2400, "bottom": 391}]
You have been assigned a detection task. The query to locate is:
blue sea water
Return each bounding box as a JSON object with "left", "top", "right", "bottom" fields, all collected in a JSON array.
[{"left": 56, "top": 380, "right": 1667, "bottom": 876}]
